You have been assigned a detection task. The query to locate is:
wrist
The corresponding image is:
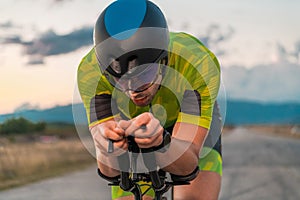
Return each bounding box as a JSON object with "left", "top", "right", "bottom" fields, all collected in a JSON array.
[
  {"left": 157, "top": 129, "right": 171, "bottom": 153},
  {"left": 142, "top": 129, "right": 171, "bottom": 153}
]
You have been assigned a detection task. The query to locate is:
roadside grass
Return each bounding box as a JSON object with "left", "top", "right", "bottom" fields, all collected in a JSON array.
[
  {"left": 222, "top": 125, "right": 236, "bottom": 134},
  {"left": 244, "top": 124, "right": 300, "bottom": 139},
  {"left": 0, "top": 123, "right": 95, "bottom": 191},
  {"left": 2, "top": 122, "right": 296, "bottom": 191}
]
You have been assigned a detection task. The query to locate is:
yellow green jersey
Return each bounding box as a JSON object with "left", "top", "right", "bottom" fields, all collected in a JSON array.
[{"left": 77, "top": 32, "right": 220, "bottom": 130}]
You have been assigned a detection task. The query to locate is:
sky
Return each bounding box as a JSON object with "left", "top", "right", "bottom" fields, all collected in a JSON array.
[{"left": 1, "top": 0, "right": 300, "bottom": 114}]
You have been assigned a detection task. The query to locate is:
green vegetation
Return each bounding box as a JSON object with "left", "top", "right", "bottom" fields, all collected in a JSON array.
[
  {"left": 0, "top": 117, "right": 46, "bottom": 135},
  {"left": 43, "top": 122, "right": 82, "bottom": 138}
]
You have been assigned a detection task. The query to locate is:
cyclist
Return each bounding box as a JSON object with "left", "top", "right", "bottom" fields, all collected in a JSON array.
[{"left": 77, "top": 0, "right": 222, "bottom": 199}]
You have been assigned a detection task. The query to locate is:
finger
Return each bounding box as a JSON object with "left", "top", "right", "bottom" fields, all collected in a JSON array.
[
  {"left": 113, "top": 126, "right": 125, "bottom": 134},
  {"left": 107, "top": 138, "right": 128, "bottom": 153},
  {"left": 133, "top": 112, "right": 152, "bottom": 126},
  {"left": 134, "top": 118, "right": 160, "bottom": 138},
  {"left": 133, "top": 126, "right": 155, "bottom": 138},
  {"left": 97, "top": 122, "right": 125, "bottom": 140},
  {"left": 110, "top": 139, "right": 129, "bottom": 156},
  {"left": 102, "top": 128, "right": 125, "bottom": 141},
  {"left": 123, "top": 114, "right": 152, "bottom": 136},
  {"left": 104, "top": 121, "right": 125, "bottom": 135},
  {"left": 97, "top": 137, "right": 128, "bottom": 154},
  {"left": 124, "top": 121, "right": 141, "bottom": 136},
  {"left": 135, "top": 126, "right": 163, "bottom": 146},
  {"left": 114, "top": 139, "right": 128, "bottom": 150},
  {"left": 135, "top": 132, "right": 163, "bottom": 149},
  {"left": 118, "top": 120, "right": 132, "bottom": 130}
]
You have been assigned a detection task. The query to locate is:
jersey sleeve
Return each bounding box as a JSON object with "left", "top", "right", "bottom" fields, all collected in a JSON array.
[
  {"left": 176, "top": 45, "right": 221, "bottom": 129},
  {"left": 77, "top": 49, "right": 118, "bottom": 128}
]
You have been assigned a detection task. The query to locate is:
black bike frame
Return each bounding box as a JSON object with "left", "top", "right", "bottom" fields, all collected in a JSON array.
[{"left": 107, "top": 136, "right": 191, "bottom": 200}]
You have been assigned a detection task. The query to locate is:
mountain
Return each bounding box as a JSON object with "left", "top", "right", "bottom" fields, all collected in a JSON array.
[
  {"left": 0, "top": 101, "right": 299, "bottom": 126},
  {"left": 225, "top": 100, "right": 300, "bottom": 125},
  {"left": 0, "top": 104, "right": 87, "bottom": 125}
]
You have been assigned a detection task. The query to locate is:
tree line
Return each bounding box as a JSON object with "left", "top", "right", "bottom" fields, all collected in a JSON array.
[{"left": 0, "top": 117, "right": 46, "bottom": 135}]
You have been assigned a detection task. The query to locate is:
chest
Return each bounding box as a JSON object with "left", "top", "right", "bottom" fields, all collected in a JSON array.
[{"left": 115, "top": 86, "right": 182, "bottom": 128}]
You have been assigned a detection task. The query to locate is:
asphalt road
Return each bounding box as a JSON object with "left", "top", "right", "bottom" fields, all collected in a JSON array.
[
  {"left": 0, "top": 127, "right": 299, "bottom": 200},
  {"left": 220, "top": 127, "right": 300, "bottom": 200}
]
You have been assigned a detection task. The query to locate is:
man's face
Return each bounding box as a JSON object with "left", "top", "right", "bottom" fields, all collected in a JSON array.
[{"left": 126, "top": 76, "right": 161, "bottom": 107}]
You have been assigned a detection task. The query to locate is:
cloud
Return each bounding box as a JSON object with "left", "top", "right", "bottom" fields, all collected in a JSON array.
[
  {"left": 275, "top": 43, "right": 290, "bottom": 63},
  {"left": 48, "top": 0, "right": 74, "bottom": 7},
  {"left": 25, "top": 27, "right": 93, "bottom": 56},
  {"left": 198, "top": 24, "right": 234, "bottom": 46},
  {"left": 2, "top": 35, "right": 22, "bottom": 44},
  {"left": 27, "top": 56, "right": 45, "bottom": 65},
  {"left": 0, "top": 21, "right": 22, "bottom": 43},
  {"left": 1, "top": 26, "right": 93, "bottom": 64},
  {"left": 295, "top": 41, "right": 300, "bottom": 53},
  {"left": 0, "top": 21, "right": 15, "bottom": 29},
  {"left": 293, "top": 40, "right": 300, "bottom": 63},
  {"left": 222, "top": 63, "right": 300, "bottom": 103},
  {"left": 197, "top": 24, "right": 234, "bottom": 57},
  {"left": 14, "top": 102, "right": 40, "bottom": 113},
  {"left": 52, "top": 0, "right": 71, "bottom": 2},
  {"left": 1, "top": 21, "right": 234, "bottom": 65},
  {"left": 272, "top": 41, "right": 300, "bottom": 64},
  {"left": 174, "top": 22, "right": 234, "bottom": 54}
]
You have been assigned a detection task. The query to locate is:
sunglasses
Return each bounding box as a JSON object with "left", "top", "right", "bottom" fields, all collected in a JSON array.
[{"left": 111, "top": 60, "right": 163, "bottom": 93}]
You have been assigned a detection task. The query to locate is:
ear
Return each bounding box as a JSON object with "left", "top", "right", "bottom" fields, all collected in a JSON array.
[
  {"left": 161, "top": 56, "right": 168, "bottom": 65},
  {"left": 128, "top": 57, "right": 138, "bottom": 71}
]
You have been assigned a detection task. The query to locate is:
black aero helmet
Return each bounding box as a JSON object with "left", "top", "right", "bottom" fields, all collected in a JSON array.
[{"left": 93, "top": 0, "right": 169, "bottom": 84}]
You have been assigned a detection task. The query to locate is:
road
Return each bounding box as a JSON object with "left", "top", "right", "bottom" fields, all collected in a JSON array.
[
  {"left": 220, "top": 127, "right": 300, "bottom": 200},
  {"left": 0, "top": 127, "right": 299, "bottom": 200}
]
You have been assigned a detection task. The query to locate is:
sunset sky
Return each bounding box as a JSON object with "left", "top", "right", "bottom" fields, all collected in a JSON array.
[{"left": 1, "top": 0, "right": 300, "bottom": 114}]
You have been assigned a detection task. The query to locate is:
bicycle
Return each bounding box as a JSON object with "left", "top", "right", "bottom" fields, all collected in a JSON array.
[{"left": 106, "top": 133, "right": 199, "bottom": 200}]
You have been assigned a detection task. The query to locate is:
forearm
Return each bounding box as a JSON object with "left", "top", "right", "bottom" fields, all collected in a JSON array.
[
  {"left": 155, "top": 122, "right": 208, "bottom": 176},
  {"left": 155, "top": 137, "right": 200, "bottom": 176},
  {"left": 97, "top": 153, "right": 121, "bottom": 177},
  {"left": 91, "top": 118, "right": 126, "bottom": 178}
]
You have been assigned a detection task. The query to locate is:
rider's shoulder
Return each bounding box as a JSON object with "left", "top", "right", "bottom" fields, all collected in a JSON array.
[
  {"left": 169, "top": 32, "right": 206, "bottom": 47},
  {"left": 80, "top": 48, "right": 97, "bottom": 65},
  {"left": 169, "top": 32, "right": 211, "bottom": 56},
  {"left": 77, "top": 48, "right": 101, "bottom": 76},
  {"left": 169, "top": 32, "right": 220, "bottom": 68}
]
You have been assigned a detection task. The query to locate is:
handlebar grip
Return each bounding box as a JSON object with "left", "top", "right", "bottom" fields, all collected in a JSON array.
[
  {"left": 141, "top": 150, "right": 164, "bottom": 189},
  {"left": 117, "top": 152, "right": 142, "bottom": 199},
  {"left": 107, "top": 139, "right": 114, "bottom": 153},
  {"left": 149, "top": 170, "right": 163, "bottom": 189},
  {"left": 119, "top": 171, "right": 132, "bottom": 191},
  {"left": 117, "top": 152, "right": 134, "bottom": 191}
]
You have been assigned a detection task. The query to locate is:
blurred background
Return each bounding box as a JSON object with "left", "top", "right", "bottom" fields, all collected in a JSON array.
[{"left": 0, "top": 0, "right": 299, "bottom": 199}]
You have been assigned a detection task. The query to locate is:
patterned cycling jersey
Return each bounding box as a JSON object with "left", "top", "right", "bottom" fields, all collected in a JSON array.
[{"left": 77, "top": 32, "right": 220, "bottom": 130}]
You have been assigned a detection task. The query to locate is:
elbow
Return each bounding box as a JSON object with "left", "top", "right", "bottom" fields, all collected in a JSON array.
[
  {"left": 181, "top": 158, "right": 199, "bottom": 176},
  {"left": 181, "top": 145, "right": 200, "bottom": 176},
  {"left": 170, "top": 163, "right": 200, "bottom": 182},
  {"left": 170, "top": 152, "right": 199, "bottom": 177},
  {"left": 157, "top": 137, "right": 201, "bottom": 176}
]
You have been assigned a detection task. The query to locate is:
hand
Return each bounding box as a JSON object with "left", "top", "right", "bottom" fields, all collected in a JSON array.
[
  {"left": 119, "top": 112, "right": 164, "bottom": 149},
  {"left": 90, "top": 120, "right": 128, "bottom": 156}
]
